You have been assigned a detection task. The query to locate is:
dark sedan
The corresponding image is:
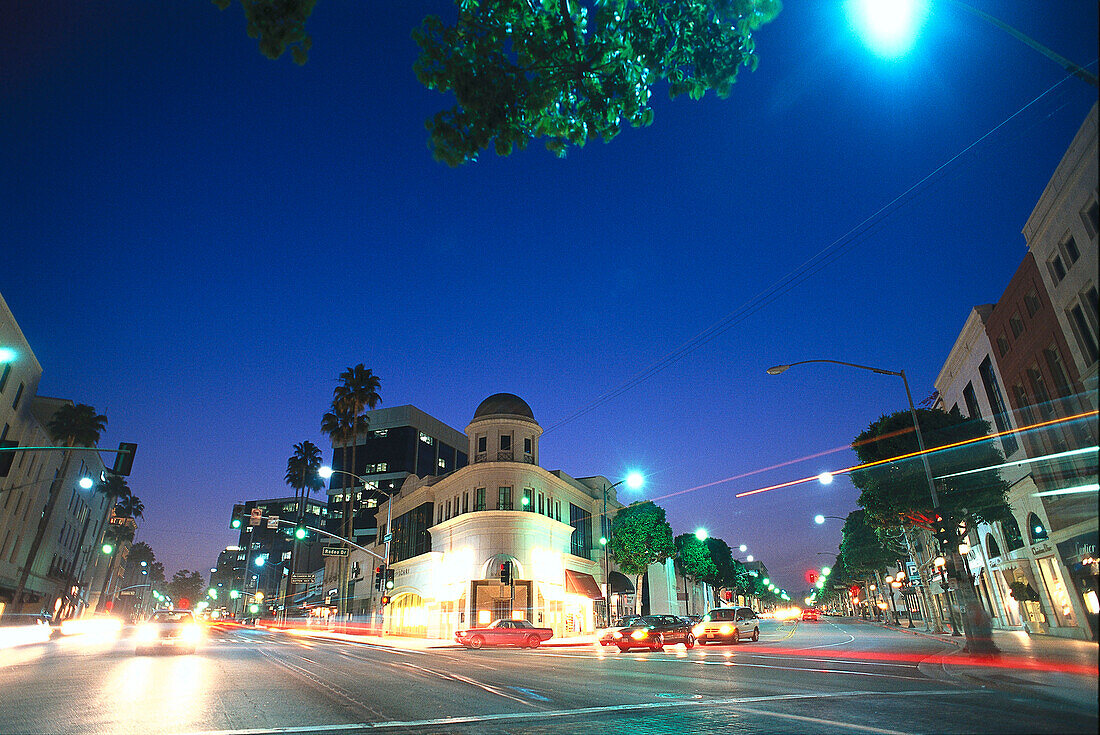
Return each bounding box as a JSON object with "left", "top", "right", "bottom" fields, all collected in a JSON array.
[{"left": 607, "top": 614, "right": 695, "bottom": 651}]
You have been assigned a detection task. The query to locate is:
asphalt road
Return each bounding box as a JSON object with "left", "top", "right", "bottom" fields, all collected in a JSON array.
[{"left": 1, "top": 618, "right": 1095, "bottom": 734}]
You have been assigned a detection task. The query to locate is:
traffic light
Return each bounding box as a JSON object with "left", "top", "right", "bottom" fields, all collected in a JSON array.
[
  {"left": 112, "top": 442, "right": 138, "bottom": 476},
  {"left": 294, "top": 526, "right": 307, "bottom": 540},
  {"left": 499, "top": 560, "right": 512, "bottom": 585},
  {"left": 933, "top": 512, "right": 956, "bottom": 548},
  {"left": 231, "top": 504, "right": 245, "bottom": 529},
  {"left": 380, "top": 595, "right": 390, "bottom": 607},
  {"left": 374, "top": 566, "right": 385, "bottom": 591},
  {"left": 385, "top": 569, "right": 395, "bottom": 590}
]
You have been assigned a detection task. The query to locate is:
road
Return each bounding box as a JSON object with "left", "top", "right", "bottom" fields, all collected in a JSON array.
[{"left": 1, "top": 618, "right": 1095, "bottom": 734}]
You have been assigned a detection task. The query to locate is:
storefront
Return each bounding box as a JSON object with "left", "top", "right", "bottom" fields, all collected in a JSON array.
[{"left": 1057, "top": 532, "right": 1099, "bottom": 640}]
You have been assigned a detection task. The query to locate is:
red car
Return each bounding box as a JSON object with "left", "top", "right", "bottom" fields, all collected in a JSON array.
[
  {"left": 455, "top": 619, "right": 554, "bottom": 649},
  {"left": 801, "top": 608, "right": 820, "bottom": 621}
]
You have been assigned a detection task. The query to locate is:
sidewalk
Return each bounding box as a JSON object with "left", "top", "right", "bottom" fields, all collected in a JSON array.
[{"left": 851, "top": 617, "right": 1098, "bottom": 710}]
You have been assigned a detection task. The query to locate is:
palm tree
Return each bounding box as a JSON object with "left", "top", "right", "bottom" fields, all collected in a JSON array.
[
  {"left": 93, "top": 473, "right": 131, "bottom": 545},
  {"left": 332, "top": 365, "right": 381, "bottom": 542},
  {"left": 15, "top": 403, "right": 107, "bottom": 607},
  {"left": 96, "top": 521, "right": 136, "bottom": 611},
  {"left": 285, "top": 441, "right": 324, "bottom": 586},
  {"left": 320, "top": 402, "right": 356, "bottom": 534},
  {"left": 115, "top": 494, "right": 144, "bottom": 522}
]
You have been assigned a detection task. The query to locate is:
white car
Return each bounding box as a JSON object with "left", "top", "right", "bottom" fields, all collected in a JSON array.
[
  {"left": 693, "top": 607, "right": 760, "bottom": 645},
  {"left": 135, "top": 610, "right": 202, "bottom": 654}
]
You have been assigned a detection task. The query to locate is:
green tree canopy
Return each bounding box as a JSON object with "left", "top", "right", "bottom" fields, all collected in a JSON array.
[
  {"left": 838, "top": 509, "right": 904, "bottom": 577},
  {"left": 608, "top": 500, "right": 674, "bottom": 576},
  {"left": 167, "top": 570, "right": 207, "bottom": 607},
  {"left": 701, "top": 537, "right": 741, "bottom": 589},
  {"left": 849, "top": 408, "right": 1012, "bottom": 528},
  {"left": 674, "top": 533, "right": 717, "bottom": 582},
  {"left": 216, "top": 0, "right": 781, "bottom": 165}
]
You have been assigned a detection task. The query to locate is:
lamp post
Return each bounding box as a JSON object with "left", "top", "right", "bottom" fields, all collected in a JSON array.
[
  {"left": 813, "top": 515, "right": 846, "bottom": 525},
  {"left": 766, "top": 359, "right": 969, "bottom": 642},
  {"left": 319, "top": 467, "right": 392, "bottom": 629},
  {"left": 600, "top": 471, "right": 644, "bottom": 627}
]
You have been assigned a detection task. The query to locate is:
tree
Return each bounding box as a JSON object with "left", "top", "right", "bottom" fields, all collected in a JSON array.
[
  {"left": 608, "top": 501, "right": 674, "bottom": 614},
  {"left": 115, "top": 494, "right": 145, "bottom": 521},
  {"left": 701, "top": 537, "right": 735, "bottom": 588},
  {"left": 285, "top": 440, "right": 324, "bottom": 585},
  {"left": 125, "top": 542, "right": 166, "bottom": 588},
  {"left": 217, "top": 0, "right": 782, "bottom": 165},
  {"left": 674, "top": 533, "right": 717, "bottom": 614},
  {"left": 15, "top": 403, "right": 108, "bottom": 607},
  {"left": 331, "top": 365, "right": 381, "bottom": 542},
  {"left": 167, "top": 570, "right": 207, "bottom": 608},
  {"left": 849, "top": 408, "right": 1011, "bottom": 528},
  {"left": 838, "top": 510, "right": 903, "bottom": 579}
]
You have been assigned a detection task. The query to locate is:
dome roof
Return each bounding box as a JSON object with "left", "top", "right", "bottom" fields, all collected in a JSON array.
[{"left": 472, "top": 393, "right": 535, "bottom": 421}]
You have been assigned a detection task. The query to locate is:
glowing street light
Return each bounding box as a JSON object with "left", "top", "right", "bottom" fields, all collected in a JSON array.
[
  {"left": 624, "top": 471, "right": 645, "bottom": 490},
  {"left": 746, "top": 555, "right": 754, "bottom": 562},
  {"left": 814, "top": 514, "right": 826, "bottom": 525},
  {"left": 694, "top": 528, "right": 708, "bottom": 542},
  {"left": 101, "top": 543, "right": 113, "bottom": 554},
  {"left": 739, "top": 544, "right": 747, "bottom": 553},
  {"left": 0, "top": 347, "right": 15, "bottom": 363},
  {"left": 845, "top": 0, "right": 928, "bottom": 59},
  {"left": 821, "top": 566, "right": 832, "bottom": 576},
  {"left": 254, "top": 556, "right": 266, "bottom": 567},
  {"left": 817, "top": 472, "right": 834, "bottom": 486},
  {"left": 78, "top": 477, "right": 94, "bottom": 490}
]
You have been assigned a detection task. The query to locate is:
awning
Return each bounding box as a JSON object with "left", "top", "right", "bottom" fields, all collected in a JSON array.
[
  {"left": 564, "top": 570, "right": 603, "bottom": 600},
  {"left": 608, "top": 571, "right": 635, "bottom": 594}
]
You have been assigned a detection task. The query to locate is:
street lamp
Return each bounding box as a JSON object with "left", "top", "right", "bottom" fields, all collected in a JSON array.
[
  {"left": 78, "top": 477, "right": 94, "bottom": 490},
  {"left": 600, "top": 472, "right": 645, "bottom": 626},
  {"left": 694, "top": 528, "right": 708, "bottom": 541},
  {"left": 847, "top": 0, "right": 1098, "bottom": 87},
  {"left": 814, "top": 514, "right": 846, "bottom": 525}
]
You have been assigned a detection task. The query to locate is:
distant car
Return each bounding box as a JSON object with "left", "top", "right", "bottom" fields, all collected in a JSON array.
[
  {"left": 608, "top": 615, "right": 695, "bottom": 652},
  {"left": 0, "top": 614, "right": 53, "bottom": 648},
  {"left": 455, "top": 619, "right": 553, "bottom": 649},
  {"left": 135, "top": 609, "right": 201, "bottom": 654},
  {"left": 598, "top": 615, "right": 647, "bottom": 646},
  {"left": 692, "top": 607, "right": 760, "bottom": 644},
  {"left": 801, "top": 608, "right": 820, "bottom": 621}
]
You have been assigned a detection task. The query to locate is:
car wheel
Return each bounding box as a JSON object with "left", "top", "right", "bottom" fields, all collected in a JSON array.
[
  {"left": 650, "top": 635, "right": 664, "bottom": 652},
  {"left": 730, "top": 628, "right": 740, "bottom": 644},
  {"left": 469, "top": 635, "right": 484, "bottom": 650},
  {"left": 752, "top": 628, "right": 759, "bottom": 642},
  {"left": 617, "top": 645, "right": 630, "bottom": 652},
  {"left": 697, "top": 639, "right": 707, "bottom": 646},
  {"left": 684, "top": 635, "right": 695, "bottom": 649},
  {"left": 526, "top": 635, "right": 541, "bottom": 649}
]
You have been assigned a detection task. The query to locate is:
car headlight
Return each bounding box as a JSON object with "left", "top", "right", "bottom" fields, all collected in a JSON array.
[
  {"left": 692, "top": 624, "right": 705, "bottom": 636},
  {"left": 612, "top": 631, "right": 622, "bottom": 639},
  {"left": 136, "top": 625, "right": 157, "bottom": 642},
  {"left": 719, "top": 625, "right": 732, "bottom": 635},
  {"left": 181, "top": 625, "right": 201, "bottom": 643},
  {"left": 630, "top": 630, "right": 648, "bottom": 640},
  {"left": 455, "top": 631, "right": 466, "bottom": 637}
]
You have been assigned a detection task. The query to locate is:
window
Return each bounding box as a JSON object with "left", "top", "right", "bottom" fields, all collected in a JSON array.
[
  {"left": 374, "top": 429, "right": 387, "bottom": 437},
  {"left": 462, "top": 492, "right": 468, "bottom": 514},
  {"left": 437, "top": 505, "right": 443, "bottom": 524},
  {"left": 475, "top": 488, "right": 485, "bottom": 511},
  {"left": 522, "top": 488, "right": 533, "bottom": 511},
  {"left": 555, "top": 500, "right": 562, "bottom": 521},
  {"left": 365, "top": 498, "right": 378, "bottom": 509},
  {"left": 1027, "top": 513, "right": 1049, "bottom": 543},
  {"left": 1048, "top": 254, "right": 1066, "bottom": 283},
  {"left": 523, "top": 437, "right": 532, "bottom": 454},
  {"left": 419, "top": 432, "right": 434, "bottom": 445},
  {"left": 438, "top": 458, "right": 446, "bottom": 469},
  {"left": 497, "top": 487, "right": 512, "bottom": 510},
  {"left": 1009, "top": 313, "right": 1024, "bottom": 338},
  {"left": 0, "top": 363, "right": 10, "bottom": 392},
  {"left": 978, "top": 357, "right": 1017, "bottom": 456},
  {"left": 1026, "top": 365, "right": 1055, "bottom": 420},
  {"left": 985, "top": 533, "right": 1001, "bottom": 558},
  {"left": 445, "top": 499, "right": 451, "bottom": 520},
  {"left": 1068, "top": 303, "right": 1099, "bottom": 366},
  {"left": 477, "top": 436, "right": 486, "bottom": 453},
  {"left": 996, "top": 336, "right": 1010, "bottom": 357},
  {"left": 569, "top": 503, "right": 592, "bottom": 557},
  {"left": 11, "top": 383, "right": 23, "bottom": 411},
  {"left": 1081, "top": 197, "right": 1099, "bottom": 239},
  {"left": 1001, "top": 516, "right": 1025, "bottom": 553},
  {"left": 962, "top": 382, "right": 982, "bottom": 420},
  {"left": 1023, "top": 291, "right": 1041, "bottom": 317},
  {"left": 499, "top": 434, "right": 511, "bottom": 451},
  {"left": 1062, "top": 234, "right": 1080, "bottom": 264},
  {"left": 538, "top": 492, "right": 544, "bottom": 515}
]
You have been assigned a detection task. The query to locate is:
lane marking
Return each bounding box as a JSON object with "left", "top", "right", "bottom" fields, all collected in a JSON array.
[
  {"left": 175, "top": 688, "right": 990, "bottom": 735},
  {"left": 747, "top": 654, "right": 918, "bottom": 669},
  {"left": 690, "top": 659, "right": 930, "bottom": 681},
  {"left": 734, "top": 705, "right": 907, "bottom": 735},
  {"left": 396, "top": 661, "right": 536, "bottom": 707}
]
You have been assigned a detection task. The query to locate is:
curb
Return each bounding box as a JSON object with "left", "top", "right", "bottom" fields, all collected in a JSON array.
[{"left": 850, "top": 617, "right": 963, "bottom": 647}]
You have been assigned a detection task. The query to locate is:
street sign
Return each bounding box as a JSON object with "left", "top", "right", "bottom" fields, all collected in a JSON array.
[
  {"left": 119, "top": 590, "right": 136, "bottom": 596},
  {"left": 290, "top": 574, "right": 313, "bottom": 585},
  {"left": 267, "top": 514, "right": 280, "bottom": 529},
  {"left": 321, "top": 546, "right": 349, "bottom": 557},
  {"left": 383, "top": 533, "right": 392, "bottom": 543},
  {"left": 249, "top": 507, "right": 262, "bottom": 526}
]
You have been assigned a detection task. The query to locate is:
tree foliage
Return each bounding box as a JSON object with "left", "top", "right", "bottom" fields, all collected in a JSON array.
[
  {"left": 838, "top": 509, "right": 904, "bottom": 577},
  {"left": 126, "top": 542, "right": 167, "bottom": 586},
  {"left": 47, "top": 403, "right": 108, "bottom": 447},
  {"left": 701, "top": 536, "right": 744, "bottom": 590},
  {"left": 285, "top": 440, "right": 325, "bottom": 498},
  {"left": 608, "top": 500, "right": 674, "bottom": 576},
  {"left": 849, "top": 408, "right": 1012, "bottom": 528},
  {"left": 167, "top": 570, "right": 207, "bottom": 606},
  {"left": 216, "top": 0, "right": 781, "bottom": 165},
  {"left": 674, "top": 533, "right": 717, "bottom": 582}
]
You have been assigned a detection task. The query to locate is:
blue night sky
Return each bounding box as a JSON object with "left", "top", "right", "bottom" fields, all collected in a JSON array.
[{"left": 2, "top": 2, "right": 1096, "bottom": 595}]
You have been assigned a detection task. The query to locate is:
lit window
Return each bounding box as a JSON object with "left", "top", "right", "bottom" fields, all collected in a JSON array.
[
  {"left": 438, "top": 458, "right": 446, "bottom": 469},
  {"left": 365, "top": 498, "right": 377, "bottom": 508},
  {"left": 420, "top": 433, "right": 434, "bottom": 445},
  {"left": 375, "top": 429, "right": 388, "bottom": 437}
]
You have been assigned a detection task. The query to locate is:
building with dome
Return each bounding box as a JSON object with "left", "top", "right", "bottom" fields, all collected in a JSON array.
[{"left": 328, "top": 394, "right": 633, "bottom": 639}]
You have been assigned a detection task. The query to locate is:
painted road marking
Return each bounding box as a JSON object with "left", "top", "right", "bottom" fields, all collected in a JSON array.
[{"left": 175, "top": 688, "right": 990, "bottom": 735}]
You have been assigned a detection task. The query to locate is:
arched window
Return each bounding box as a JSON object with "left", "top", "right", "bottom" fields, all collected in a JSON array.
[
  {"left": 1027, "top": 513, "right": 1049, "bottom": 543},
  {"left": 1002, "top": 516, "right": 1025, "bottom": 552},
  {"left": 985, "top": 533, "right": 1001, "bottom": 558}
]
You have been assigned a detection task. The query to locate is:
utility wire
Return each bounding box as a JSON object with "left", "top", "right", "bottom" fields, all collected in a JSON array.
[{"left": 543, "top": 71, "right": 1087, "bottom": 435}]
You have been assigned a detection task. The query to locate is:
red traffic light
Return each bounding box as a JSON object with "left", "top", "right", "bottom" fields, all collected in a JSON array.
[
  {"left": 375, "top": 566, "right": 383, "bottom": 575},
  {"left": 380, "top": 595, "right": 390, "bottom": 606}
]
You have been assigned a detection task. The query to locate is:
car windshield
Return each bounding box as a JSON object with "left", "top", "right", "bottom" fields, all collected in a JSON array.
[
  {"left": 705, "top": 609, "right": 737, "bottom": 622},
  {"left": 614, "top": 617, "right": 644, "bottom": 627},
  {"left": 151, "top": 612, "right": 193, "bottom": 623}
]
